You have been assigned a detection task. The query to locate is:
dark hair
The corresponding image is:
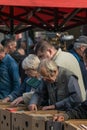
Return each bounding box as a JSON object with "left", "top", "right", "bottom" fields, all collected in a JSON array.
[
  {"left": 1, "top": 39, "right": 7, "bottom": 46},
  {"left": 1, "top": 37, "right": 16, "bottom": 47},
  {"left": 34, "top": 40, "right": 54, "bottom": 54}
]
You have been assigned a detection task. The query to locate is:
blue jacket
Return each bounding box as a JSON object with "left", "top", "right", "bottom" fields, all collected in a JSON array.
[
  {"left": 0, "top": 54, "right": 20, "bottom": 100},
  {"left": 12, "top": 77, "right": 42, "bottom": 101},
  {"left": 70, "top": 49, "right": 87, "bottom": 90}
]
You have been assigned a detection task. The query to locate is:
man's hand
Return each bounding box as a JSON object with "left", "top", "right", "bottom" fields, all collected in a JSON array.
[
  {"left": 2, "top": 97, "right": 10, "bottom": 103},
  {"left": 11, "top": 96, "right": 23, "bottom": 106},
  {"left": 28, "top": 104, "right": 37, "bottom": 111},
  {"left": 42, "top": 105, "right": 55, "bottom": 110},
  {"left": 53, "top": 113, "right": 68, "bottom": 122}
]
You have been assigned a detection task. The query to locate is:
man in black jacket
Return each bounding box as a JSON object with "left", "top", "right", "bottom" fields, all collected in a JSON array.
[{"left": 53, "top": 100, "right": 87, "bottom": 122}]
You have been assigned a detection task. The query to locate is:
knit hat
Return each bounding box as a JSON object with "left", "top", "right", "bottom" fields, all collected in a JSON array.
[
  {"left": 22, "top": 54, "right": 40, "bottom": 70},
  {"left": 78, "top": 35, "right": 87, "bottom": 44},
  {"left": 74, "top": 35, "right": 87, "bottom": 48}
]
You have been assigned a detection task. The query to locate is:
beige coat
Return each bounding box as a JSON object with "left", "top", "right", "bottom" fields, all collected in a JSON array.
[{"left": 52, "top": 48, "right": 86, "bottom": 101}]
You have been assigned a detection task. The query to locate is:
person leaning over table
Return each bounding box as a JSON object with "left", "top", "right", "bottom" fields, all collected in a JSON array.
[
  {"left": 28, "top": 59, "right": 82, "bottom": 111},
  {"left": 34, "top": 40, "right": 86, "bottom": 101},
  {"left": 10, "top": 54, "right": 48, "bottom": 106}
]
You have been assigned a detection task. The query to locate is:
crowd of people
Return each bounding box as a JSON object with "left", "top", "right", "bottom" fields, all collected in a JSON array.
[{"left": 0, "top": 35, "right": 87, "bottom": 122}]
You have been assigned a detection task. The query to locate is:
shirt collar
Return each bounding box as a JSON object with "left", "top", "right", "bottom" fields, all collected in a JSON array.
[{"left": 52, "top": 48, "right": 62, "bottom": 61}]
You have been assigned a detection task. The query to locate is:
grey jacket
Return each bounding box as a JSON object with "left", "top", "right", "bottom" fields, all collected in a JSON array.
[{"left": 29, "top": 67, "right": 82, "bottom": 110}]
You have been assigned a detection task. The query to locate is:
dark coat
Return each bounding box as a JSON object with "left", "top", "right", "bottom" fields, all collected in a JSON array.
[{"left": 67, "top": 100, "right": 87, "bottom": 119}]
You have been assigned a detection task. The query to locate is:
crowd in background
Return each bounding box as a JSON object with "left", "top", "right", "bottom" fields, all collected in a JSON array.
[{"left": 0, "top": 34, "right": 87, "bottom": 121}]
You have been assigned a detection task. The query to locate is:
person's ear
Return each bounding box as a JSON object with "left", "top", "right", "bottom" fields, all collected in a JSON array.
[{"left": 47, "top": 48, "right": 52, "bottom": 55}]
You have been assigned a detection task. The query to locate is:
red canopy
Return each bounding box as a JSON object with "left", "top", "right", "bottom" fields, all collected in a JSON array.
[
  {"left": 0, "top": 1, "right": 87, "bottom": 34},
  {"left": 0, "top": 0, "right": 87, "bottom": 8}
]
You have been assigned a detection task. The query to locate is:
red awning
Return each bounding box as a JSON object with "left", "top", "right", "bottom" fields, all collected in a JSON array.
[
  {"left": 0, "top": 6, "right": 87, "bottom": 34},
  {"left": 0, "top": 0, "right": 87, "bottom": 8},
  {"left": 0, "top": 1, "right": 87, "bottom": 34}
]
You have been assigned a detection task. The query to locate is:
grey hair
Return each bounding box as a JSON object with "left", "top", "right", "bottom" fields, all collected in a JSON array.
[
  {"left": 38, "top": 59, "right": 57, "bottom": 73},
  {"left": 74, "top": 36, "right": 87, "bottom": 49},
  {"left": 22, "top": 54, "right": 40, "bottom": 70},
  {"left": 74, "top": 42, "right": 87, "bottom": 49},
  {"left": 73, "top": 42, "right": 82, "bottom": 49}
]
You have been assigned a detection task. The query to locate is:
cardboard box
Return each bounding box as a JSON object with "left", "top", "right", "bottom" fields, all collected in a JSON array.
[
  {"left": 33, "top": 110, "right": 58, "bottom": 115},
  {"left": 6, "top": 105, "right": 27, "bottom": 112},
  {"left": 0, "top": 105, "right": 11, "bottom": 130},
  {"left": 12, "top": 111, "right": 24, "bottom": 130},
  {"left": 64, "top": 120, "right": 87, "bottom": 130},
  {"left": 0, "top": 100, "right": 11, "bottom": 105},
  {"left": 15, "top": 111, "right": 32, "bottom": 130},
  {"left": 21, "top": 113, "right": 53, "bottom": 130},
  {"left": 0, "top": 104, "right": 27, "bottom": 130},
  {"left": 12, "top": 111, "right": 34, "bottom": 130},
  {"left": 23, "top": 110, "right": 58, "bottom": 115},
  {"left": 9, "top": 105, "right": 28, "bottom": 130},
  {"left": 0, "top": 102, "right": 11, "bottom": 109},
  {"left": 0, "top": 109, "right": 11, "bottom": 130},
  {"left": 0, "top": 103, "right": 11, "bottom": 130},
  {"left": 46, "top": 120, "right": 64, "bottom": 130}
]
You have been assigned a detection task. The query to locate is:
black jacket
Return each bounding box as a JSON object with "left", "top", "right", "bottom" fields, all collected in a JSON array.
[{"left": 67, "top": 100, "right": 87, "bottom": 119}]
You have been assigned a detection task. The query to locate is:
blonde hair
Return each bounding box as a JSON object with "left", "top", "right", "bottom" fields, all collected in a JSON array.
[{"left": 38, "top": 59, "right": 57, "bottom": 73}]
